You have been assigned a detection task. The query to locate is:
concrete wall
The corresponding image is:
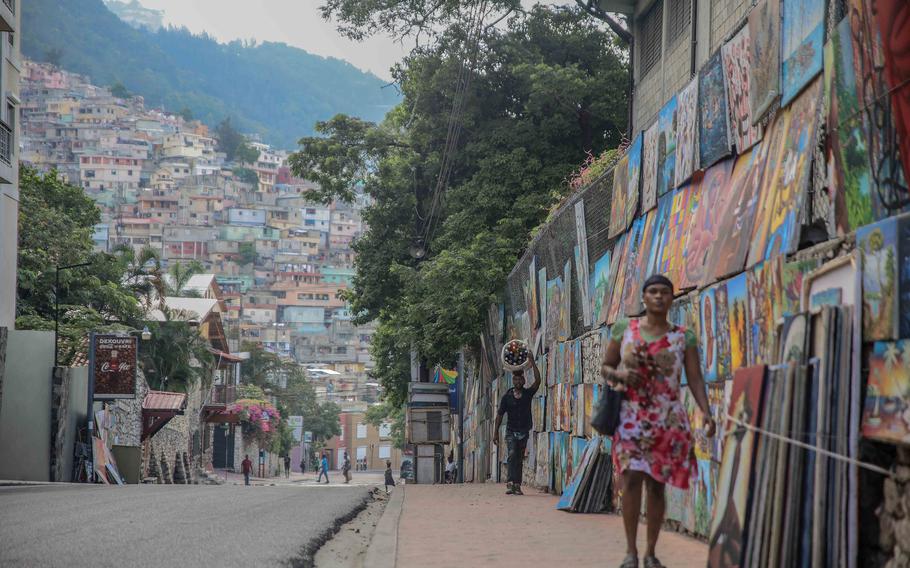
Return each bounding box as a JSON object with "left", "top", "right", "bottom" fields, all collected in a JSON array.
[
  {"left": 632, "top": 0, "right": 751, "bottom": 135},
  {"left": 0, "top": 330, "right": 55, "bottom": 481}
]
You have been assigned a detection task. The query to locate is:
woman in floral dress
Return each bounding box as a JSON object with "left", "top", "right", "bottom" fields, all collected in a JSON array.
[{"left": 601, "top": 275, "right": 715, "bottom": 568}]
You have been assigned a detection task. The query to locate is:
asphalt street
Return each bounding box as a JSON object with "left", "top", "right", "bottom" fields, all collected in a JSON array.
[{"left": 0, "top": 483, "right": 372, "bottom": 567}]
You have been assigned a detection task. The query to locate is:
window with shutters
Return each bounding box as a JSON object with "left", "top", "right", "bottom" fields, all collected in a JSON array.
[
  {"left": 639, "top": 1, "right": 664, "bottom": 78},
  {"left": 379, "top": 445, "right": 391, "bottom": 459},
  {"left": 666, "top": 0, "right": 691, "bottom": 46}
]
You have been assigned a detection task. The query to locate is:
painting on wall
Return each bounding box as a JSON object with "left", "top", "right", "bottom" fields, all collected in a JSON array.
[
  {"left": 574, "top": 201, "right": 592, "bottom": 327},
  {"left": 526, "top": 256, "right": 540, "bottom": 332},
  {"left": 661, "top": 185, "right": 698, "bottom": 286},
  {"left": 862, "top": 340, "right": 910, "bottom": 445},
  {"left": 626, "top": 134, "right": 643, "bottom": 230},
  {"left": 748, "top": 79, "right": 822, "bottom": 268},
  {"left": 722, "top": 23, "right": 762, "bottom": 152},
  {"left": 708, "top": 365, "right": 767, "bottom": 568},
  {"left": 849, "top": 1, "right": 910, "bottom": 225},
  {"left": 699, "top": 50, "right": 733, "bottom": 169},
  {"left": 607, "top": 233, "right": 629, "bottom": 325},
  {"left": 695, "top": 459, "right": 717, "bottom": 537},
  {"left": 644, "top": 192, "right": 674, "bottom": 280},
  {"left": 538, "top": 266, "right": 548, "bottom": 342},
  {"left": 545, "top": 277, "right": 561, "bottom": 346},
  {"left": 609, "top": 151, "right": 630, "bottom": 238},
  {"left": 876, "top": 0, "right": 910, "bottom": 185},
  {"left": 591, "top": 250, "right": 613, "bottom": 327},
  {"left": 657, "top": 95, "right": 679, "bottom": 197},
  {"left": 700, "top": 287, "right": 719, "bottom": 383},
  {"left": 746, "top": 259, "right": 782, "bottom": 366},
  {"left": 780, "top": 259, "right": 820, "bottom": 320},
  {"left": 857, "top": 218, "right": 899, "bottom": 341},
  {"left": 583, "top": 383, "right": 595, "bottom": 438},
  {"left": 748, "top": 0, "right": 781, "bottom": 121},
  {"left": 642, "top": 121, "right": 660, "bottom": 213},
  {"left": 704, "top": 148, "right": 766, "bottom": 284},
  {"left": 681, "top": 158, "right": 733, "bottom": 290},
  {"left": 560, "top": 261, "right": 572, "bottom": 341},
  {"left": 618, "top": 217, "right": 648, "bottom": 317},
  {"left": 714, "top": 282, "right": 733, "bottom": 382},
  {"left": 780, "top": 0, "right": 825, "bottom": 106},
  {"left": 676, "top": 77, "right": 699, "bottom": 187}
]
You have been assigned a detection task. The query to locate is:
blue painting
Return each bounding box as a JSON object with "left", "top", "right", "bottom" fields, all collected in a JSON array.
[
  {"left": 698, "top": 50, "right": 732, "bottom": 169},
  {"left": 657, "top": 95, "right": 678, "bottom": 197},
  {"left": 781, "top": 0, "right": 824, "bottom": 106},
  {"left": 590, "top": 250, "right": 612, "bottom": 327},
  {"left": 700, "top": 286, "right": 719, "bottom": 382}
]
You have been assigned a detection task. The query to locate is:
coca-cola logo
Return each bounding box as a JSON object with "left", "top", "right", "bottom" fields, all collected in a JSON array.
[{"left": 100, "top": 362, "right": 132, "bottom": 373}]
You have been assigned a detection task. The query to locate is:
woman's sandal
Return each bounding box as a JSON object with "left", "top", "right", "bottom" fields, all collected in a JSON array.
[
  {"left": 643, "top": 556, "right": 665, "bottom": 568},
  {"left": 619, "top": 554, "right": 639, "bottom": 568}
]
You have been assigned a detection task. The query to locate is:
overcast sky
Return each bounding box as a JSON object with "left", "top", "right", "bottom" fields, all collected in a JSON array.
[{"left": 138, "top": 1, "right": 566, "bottom": 81}]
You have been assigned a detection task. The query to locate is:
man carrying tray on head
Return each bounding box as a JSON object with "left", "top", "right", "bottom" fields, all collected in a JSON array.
[{"left": 494, "top": 351, "right": 542, "bottom": 495}]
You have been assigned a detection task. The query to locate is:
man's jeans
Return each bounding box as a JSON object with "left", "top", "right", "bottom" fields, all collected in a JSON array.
[
  {"left": 506, "top": 430, "right": 529, "bottom": 485},
  {"left": 244, "top": 472, "right": 250, "bottom": 485},
  {"left": 318, "top": 468, "right": 329, "bottom": 483}
]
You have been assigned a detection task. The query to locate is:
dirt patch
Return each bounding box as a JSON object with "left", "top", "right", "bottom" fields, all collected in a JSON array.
[{"left": 313, "top": 488, "right": 390, "bottom": 568}]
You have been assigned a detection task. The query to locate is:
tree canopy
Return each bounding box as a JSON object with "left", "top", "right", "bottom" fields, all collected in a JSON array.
[{"left": 291, "top": 6, "right": 628, "bottom": 405}]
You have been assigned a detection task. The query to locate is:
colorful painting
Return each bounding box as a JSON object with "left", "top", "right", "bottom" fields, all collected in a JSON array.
[
  {"left": 699, "top": 50, "right": 732, "bottom": 169},
  {"left": 621, "top": 215, "right": 652, "bottom": 316},
  {"left": 747, "top": 79, "right": 822, "bottom": 267},
  {"left": 675, "top": 77, "right": 699, "bottom": 187},
  {"left": 609, "top": 151, "right": 630, "bottom": 238},
  {"left": 746, "top": 259, "right": 782, "bottom": 366},
  {"left": 700, "top": 287, "right": 719, "bottom": 382},
  {"left": 642, "top": 121, "right": 660, "bottom": 212},
  {"left": 642, "top": 192, "right": 671, "bottom": 279},
  {"left": 708, "top": 365, "right": 767, "bottom": 568},
  {"left": 695, "top": 459, "right": 717, "bottom": 537},
  {"left": 748, "top": 0, "right": 781, "bottom": 121},
  {"left": 606, "top": 233, "right": 628, "bottom": 325},
  {"left": 667, "top": 484, "right": 695, "bottom": 531},
  {"left": 858, "top": 218, "right": 899, "bottom": 341},
  {"left": 657, "top": 95, "right": 679, "bottom": 197},
  {"left": 726, "top": 273, "right": 750, "bottom": 373},
  {"left": 545, "top": 277, "right": 561, "bottom": 346},
  {"left": 703, "top": 148, "right": 766, "bottom": 283},
  {"left": 627, "top": 133, "right": 643, "bottom": 226},
  {"left": 780, "top": 0, "right": 824, "bottom": 106},
  {"left": 538, "top": 266, "right": 548, "bottom": 341},
  {"left": 714, "top": 282, "right": 733, "bottom": 382},
  {"left": 560, "top": 261, "right": 572, "bottom": 341},
  {"left": 876, "top": 0, "right": 910, "bottom": 186},
  {"left": 583, "top": 383, "right": 595, "bottom": 438},
  {"left": 681, "top": 158, "right": 734, "bottom": 290},
  {"left": 536, "top": 432, "right": 550, "bottom": 488},
  {"left": 528, "top": 257, "right": 540, "bottom": 331},
  {"left": 574, "top": 201, "right": 592, "bottom": 327},
  {"left": 590, "top": 250, "right": 613, "bottom": 327},
  {"left": 848, "top": 1, "right": 910, "bottom": 225},
  {"left": 862, "top": 340, "right": 910, "bottom": 444},
  {"left": 722, "top": 24, "right": 762, "bottom": 152},
  {"left": 780, "top": 259, "right": 820, "bottom": 319},
  {"left": 660, "top": 185, "right": 698, "bottom": 286}
]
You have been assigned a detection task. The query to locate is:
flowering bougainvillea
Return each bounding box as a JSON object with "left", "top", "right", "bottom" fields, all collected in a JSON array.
[{"left": 223, "top": 398, "right": 282, "bottom": 444}]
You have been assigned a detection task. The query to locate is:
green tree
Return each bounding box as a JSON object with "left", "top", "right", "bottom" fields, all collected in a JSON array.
[
  {"left": 232, "top": 167, "right": 259, "bottom": 186},
  {"left": 110, "top": 81, "right": 131, "bottom": 99},
  {"left": 164, "top": 260, "right": 205, "bottom": 297},
  {"left": 139, "top": 313, "right": 214, "bottom": 392},
  {"left": 237, "top": 242, "right": 257, "bottom": 266},
  {"left": 178, "top": 106, "right": 194, "bottom": 121},
  {"left": 291, "top": 6, "right": 628, "bottom": 404},
  {"left": 235, "top": 142, "right": 261, "bottom": 165},
  {"left": 215, "top": 117, "right": 246, "bottom": 161},
  {"left": 240, "top": 341, "right": 285, "bottom": 388},
  {"left": 277, "top": 368, "right": 342, "bottom": 442}
]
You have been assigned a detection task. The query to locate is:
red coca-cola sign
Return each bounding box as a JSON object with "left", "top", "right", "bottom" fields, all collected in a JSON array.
[{"left": 91, "top": 334, "right": 137, "bottom": 399}]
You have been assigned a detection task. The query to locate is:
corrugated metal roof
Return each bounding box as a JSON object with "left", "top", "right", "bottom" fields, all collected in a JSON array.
[{"left": 143, "top": 390, "right": 187, "bottom": 411}]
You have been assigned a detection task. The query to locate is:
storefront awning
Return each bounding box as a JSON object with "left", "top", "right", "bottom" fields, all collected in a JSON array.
[{"left": 141, "top": 390, "right": 187, "bottom": 441}]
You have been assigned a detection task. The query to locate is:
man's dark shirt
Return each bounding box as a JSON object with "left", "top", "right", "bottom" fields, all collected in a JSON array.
[
  {"left": 497, "top": 383, "right": 539, "bottom": 432},
  {"left": 241, "top": 458, "right": 252, "bottom": 474}
]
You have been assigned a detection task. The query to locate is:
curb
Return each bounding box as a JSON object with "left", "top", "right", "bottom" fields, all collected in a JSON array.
[{"left": 363, "top": 485, "right": 405, "bottom": 568}]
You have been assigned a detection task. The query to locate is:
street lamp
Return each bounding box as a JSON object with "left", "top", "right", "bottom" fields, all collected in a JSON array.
[{"left": 54, "top": 261, "right": 92, "bottom": 368}]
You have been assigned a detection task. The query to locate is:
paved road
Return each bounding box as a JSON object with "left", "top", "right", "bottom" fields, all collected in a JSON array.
[{"left": 0, "top": 483, "right": 372, "bottom": 567}]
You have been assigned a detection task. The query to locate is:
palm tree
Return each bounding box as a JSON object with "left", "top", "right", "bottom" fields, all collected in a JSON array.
[
  {"left": 140, "top": 306, "right": 214, "bottom": 392},
  {"left": 164, "top": 260, "right": 206, "bottom": 297},
  {"left": 111, "top": 244, "right": 165, "bottom": 311}
]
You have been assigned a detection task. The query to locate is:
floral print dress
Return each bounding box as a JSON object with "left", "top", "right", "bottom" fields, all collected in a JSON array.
[{"left": 611, "top": 318, "right": 697, "bottom": 489}]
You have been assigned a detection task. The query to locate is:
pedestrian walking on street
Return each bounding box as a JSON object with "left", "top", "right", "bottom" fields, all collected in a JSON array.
[
  {"left": 317, "top": 452, "right": 330, "bottom": 484},
  {"left": 284, "top": 455, "right": 291, "bottom": 478},
  {"left": 342, "top": 452, "right": 352, "bottom": 484},
  {"left": 601, "top": 275, "right": 716, "bottom": 568},
  {"left": 384, "top": 460, "right": 395, "bottom": 493},
  {"left": 241, "top": 454, "right": 253, "bottom": 486},
  {"left": 493, "top": 353, "right": 542, "bottom": 495}
]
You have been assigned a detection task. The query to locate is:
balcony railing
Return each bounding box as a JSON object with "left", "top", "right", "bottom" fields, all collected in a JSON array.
[
  {"left": 3, "top": 0, "right": 13, "bottom": 15},
  {"left": 210, "top": 384, "right": 237, "bottom": 405},
  {"left": 0, "top": 121, "right": 11, "bottom": 167}
]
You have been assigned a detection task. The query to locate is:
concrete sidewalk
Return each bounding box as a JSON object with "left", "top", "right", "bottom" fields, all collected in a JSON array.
[{"left": 385, "top": 483, "right": 708, "bottom": 568}]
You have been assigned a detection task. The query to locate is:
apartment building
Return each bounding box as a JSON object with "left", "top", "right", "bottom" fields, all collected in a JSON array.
[{"left": 0, "top": 0, "right": 18, "bottom": 328}]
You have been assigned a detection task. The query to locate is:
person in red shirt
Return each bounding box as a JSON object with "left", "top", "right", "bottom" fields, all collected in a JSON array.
[{"left": 241, "top": 454, "right": 253, "bottom": 486}]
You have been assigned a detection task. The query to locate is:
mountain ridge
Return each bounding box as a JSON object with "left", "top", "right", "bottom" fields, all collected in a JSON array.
[{"left": 23, "top": 0, "right": 399, "bottom": 148}]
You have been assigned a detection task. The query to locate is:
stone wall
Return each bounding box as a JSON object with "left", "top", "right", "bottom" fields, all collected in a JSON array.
[
  {"left": 109, "top": 372, "right": 147, "bottom": 448},
  {"left": 880, "top": 447, "right": 910, "bottom": 568},
  {"left": 50, "top": 367, "right": 70, "bottom": 482}
]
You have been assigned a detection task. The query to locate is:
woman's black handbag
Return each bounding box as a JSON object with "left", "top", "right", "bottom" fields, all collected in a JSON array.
[{"left": 591, "top": 385, "right": 623, "bottom": 436}]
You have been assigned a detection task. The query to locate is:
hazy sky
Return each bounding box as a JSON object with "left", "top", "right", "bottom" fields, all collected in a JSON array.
[{"left": 139, "top": 1, "right": 565, "bottom": 81}]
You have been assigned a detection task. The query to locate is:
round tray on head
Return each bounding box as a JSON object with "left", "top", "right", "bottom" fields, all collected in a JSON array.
[{"left": 501, "top": 339, "right": 531, "bottom": 372}]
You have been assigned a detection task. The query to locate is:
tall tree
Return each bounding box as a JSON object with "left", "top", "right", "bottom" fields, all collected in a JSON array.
[{"left": 291, "top": 6, "right": 628, "bottom": 404}]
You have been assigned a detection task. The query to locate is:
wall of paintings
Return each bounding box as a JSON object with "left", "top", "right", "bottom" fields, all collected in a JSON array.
[{"left": 467, "top": 0, "right": 909, "bottom": 563}]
